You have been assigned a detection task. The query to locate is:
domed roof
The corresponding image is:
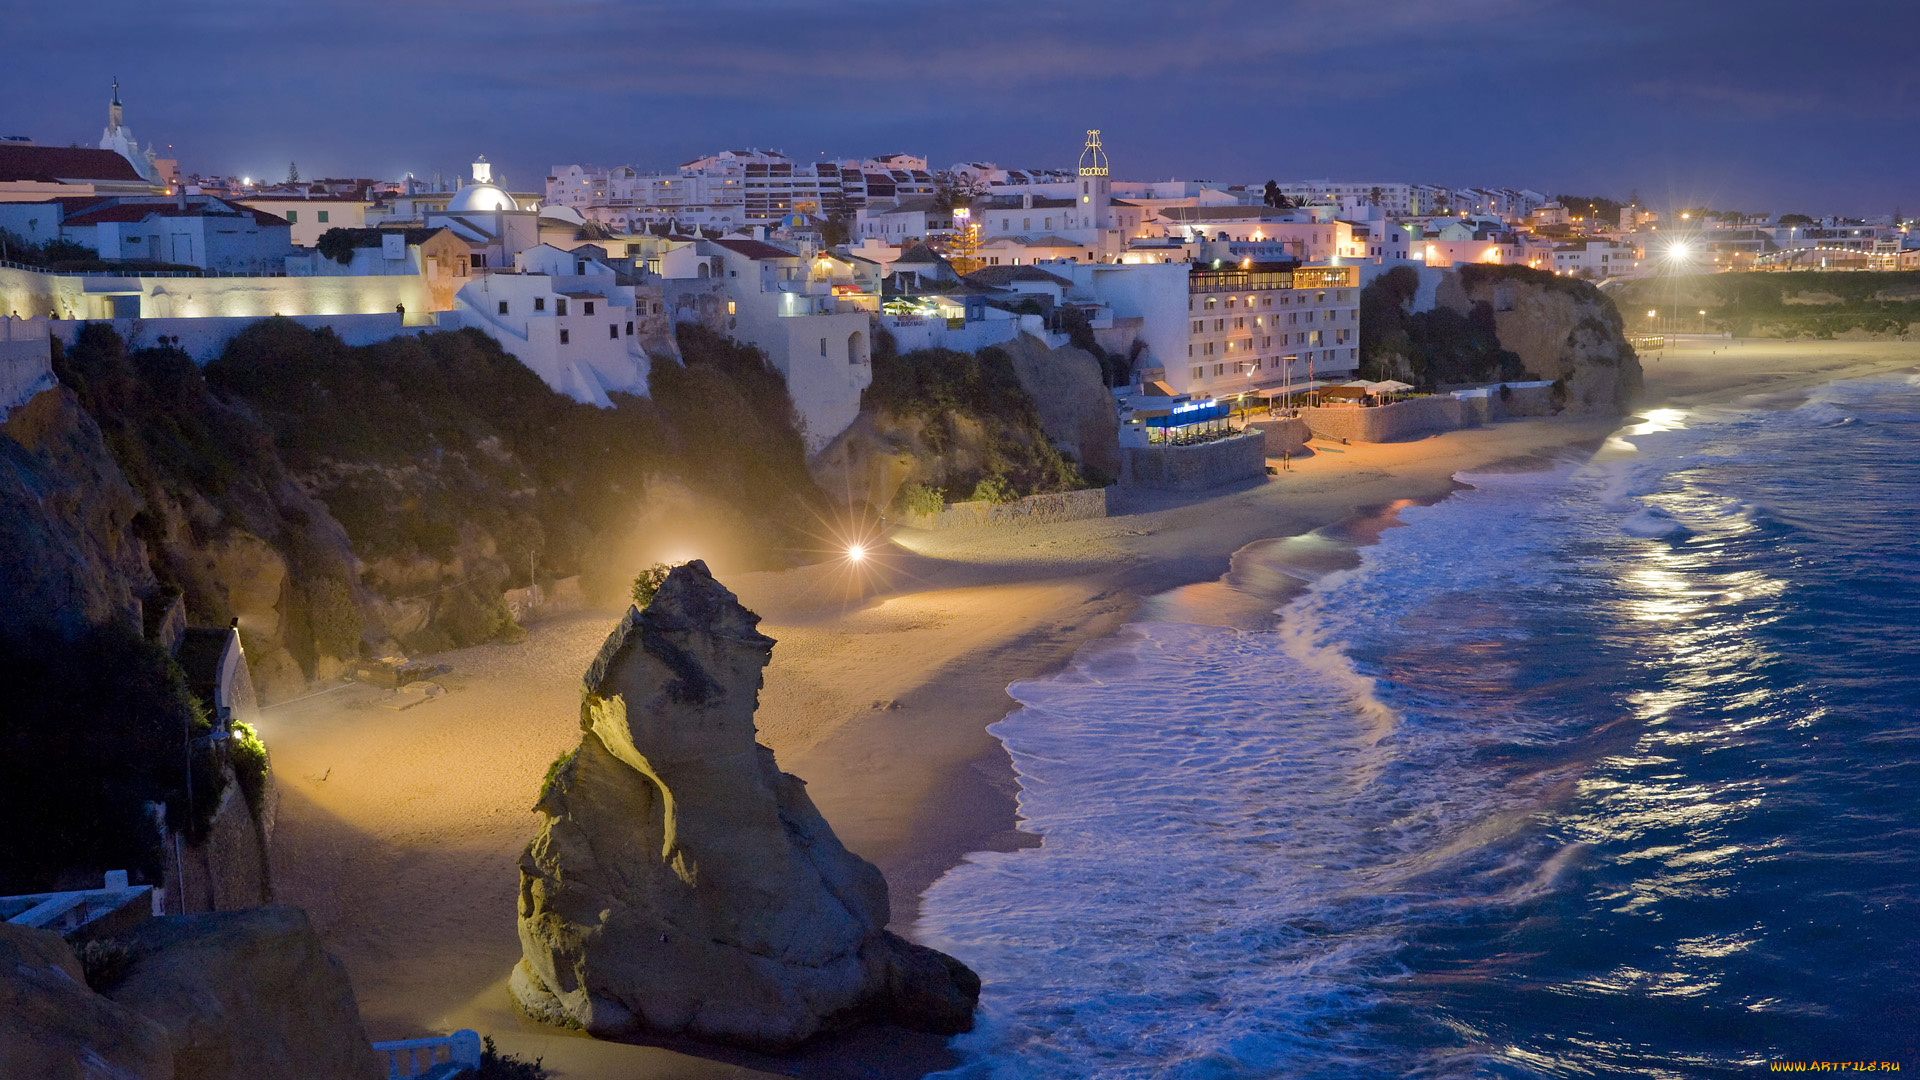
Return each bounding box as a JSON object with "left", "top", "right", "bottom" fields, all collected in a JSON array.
[
  {"left": 447, "top": 182, "right": 517, "bottom": 213},
  {"left": 538, "top": 204, "right": 585, "bottom": 225}
]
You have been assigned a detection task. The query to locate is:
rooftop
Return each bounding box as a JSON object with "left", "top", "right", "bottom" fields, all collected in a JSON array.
[{"left": 0, "top": 144, "right": 147, "bottom": 185}]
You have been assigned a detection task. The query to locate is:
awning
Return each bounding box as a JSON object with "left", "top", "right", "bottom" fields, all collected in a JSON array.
[{"left": 1146, "top": 380, "right": 1178, "bottom": 397}]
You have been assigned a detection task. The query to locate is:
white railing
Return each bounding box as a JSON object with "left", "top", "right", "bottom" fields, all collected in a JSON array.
[{"left": 371, "top": 1029, "right": 482, "bottom": 1078}]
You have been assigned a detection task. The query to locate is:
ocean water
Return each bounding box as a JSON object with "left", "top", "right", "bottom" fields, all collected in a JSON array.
[{"left": 918, "top": 374, "right": 1920, "bottom": 1078}]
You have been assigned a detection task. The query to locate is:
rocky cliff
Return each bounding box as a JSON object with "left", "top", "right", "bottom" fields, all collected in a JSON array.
[
  {"left": 810, "top": 339, "right": 1097, "bottom": 512},
  {"left": 512, "top": 560, "right": 979, "bottom": 1049},
  {"left": 1445, "top": 265, "right": 1643, "bottom": 413},
  {"left": 0, "top": 385, "right": 154, "bottom": 641},
  {"left": 0, "top": 921, "right": 173, "bottom": 1080}
]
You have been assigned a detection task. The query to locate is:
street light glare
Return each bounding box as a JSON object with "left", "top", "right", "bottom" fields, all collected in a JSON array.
[{"left": 846, "top": 544, "right": 865, "bottom": 563}]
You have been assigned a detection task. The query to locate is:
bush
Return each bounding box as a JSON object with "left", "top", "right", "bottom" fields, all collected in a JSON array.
[
  {"left": 0, "top": 625, "right": 224, "bottom": 893},
  {"left": 629, "top": 563, "right": 670, "bottom": 608},
  {"left": 228, "top": 721, "right": 271, "bottom": 817},
  {"left": 969, "top": 473, "right": 1016, "bottom": 504},
  {"left": 77, "top": 939, "right": 137, "bottom": 992},
  {"left": 538, "top": 749, "right": 575, "bottom": 803},
  {"left": 476, "top": 1035, "right": 549, "bottom": 1080},
  {"left": 895, "top": 482, "right": 945, "bottom": 517}
]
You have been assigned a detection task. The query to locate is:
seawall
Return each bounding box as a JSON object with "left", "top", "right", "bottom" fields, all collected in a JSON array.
[
  {"left": 902, "top": 487, "right": 1108, "bottom": 530},
  {"left": 1121, "top": 430, "right": 1267, "bottom": 490}
]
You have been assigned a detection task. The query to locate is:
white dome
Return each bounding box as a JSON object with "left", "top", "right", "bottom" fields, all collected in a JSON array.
[
  {"left": 447, "top": 183, "right": 517, "bottom": 213},
  {"left": 538, "top": 204, "right": 585, "bottom": 225}
]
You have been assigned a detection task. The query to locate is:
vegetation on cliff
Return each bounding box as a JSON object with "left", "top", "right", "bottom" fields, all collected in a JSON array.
[
  {"left": 53, "top": 324, "right": 364, "bottom": 680},
  {"left": 0, "top": 625, "right": 224, "bottom": 893},
  {"left": 1359, "top": 265, "right": 1525, "bottom": 386},
  {"left": 858, "top": 334, "right": 1089, "bottom": 508},
  {"left": 202, "top": 319, "right": 824, "bottom": 651},
  {"left": 1611, "top": 270, "right": 1920, "bottom": 338}
]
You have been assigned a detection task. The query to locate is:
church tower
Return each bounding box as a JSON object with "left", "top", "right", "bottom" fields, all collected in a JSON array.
[
  {"left": 1077, "top": 129, "right": 1113, "bottom": 231},
  {"left": 100, "top": 77, "right": 157, "bottom": 182}
]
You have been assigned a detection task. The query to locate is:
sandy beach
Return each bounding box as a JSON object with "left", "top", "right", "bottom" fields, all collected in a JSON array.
[{"left": 256, "top": 336, "right": 1917, "bottom": 1079}]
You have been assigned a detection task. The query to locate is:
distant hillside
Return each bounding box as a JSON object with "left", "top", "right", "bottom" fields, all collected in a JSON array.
[{"left": 1610, "top": 271, "right": 1920, "bottom": 339}]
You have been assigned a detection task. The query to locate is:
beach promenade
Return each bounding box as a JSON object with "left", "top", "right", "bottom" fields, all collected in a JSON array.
[{"left": 256, "top": 338, "right": 1918, "bottom": 1080}]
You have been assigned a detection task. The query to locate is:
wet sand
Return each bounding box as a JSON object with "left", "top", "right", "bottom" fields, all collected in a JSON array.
[{"left": 259, "top": 338, "right": 1915, "bottom": 1078}]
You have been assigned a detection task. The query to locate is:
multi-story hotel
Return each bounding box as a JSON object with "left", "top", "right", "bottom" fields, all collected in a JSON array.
[{"left": 1179, "top": 263, "right": 1360, "bottom": 397}]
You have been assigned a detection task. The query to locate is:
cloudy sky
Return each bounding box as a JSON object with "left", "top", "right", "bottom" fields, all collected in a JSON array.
[{"left": 5, "top": 0, "right": 1915, "bottom": 215}]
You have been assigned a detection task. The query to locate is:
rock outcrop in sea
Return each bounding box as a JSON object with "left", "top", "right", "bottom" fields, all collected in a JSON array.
[{"left": 511, "top": 560, "right": 979, "bottom": 1049}]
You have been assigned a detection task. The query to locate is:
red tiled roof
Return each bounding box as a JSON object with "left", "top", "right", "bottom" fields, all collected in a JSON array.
[
  {"left": 62, "top": 199, "right": 291, "bottom": 228},
  {"left": 0, "top": 144, "right": 146, "bottom": 184}
]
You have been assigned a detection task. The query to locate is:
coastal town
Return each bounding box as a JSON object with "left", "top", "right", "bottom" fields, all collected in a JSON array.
[{"left": 4, "top": 59, "right": 1919, "bottom": 1080}]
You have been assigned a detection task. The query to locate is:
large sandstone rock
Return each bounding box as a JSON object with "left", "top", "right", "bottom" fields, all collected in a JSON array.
[
  {"left": 1000, "top": 335, "right": 1120, "bottom": 478},
  {"left": 513, "top": 560, "right": 979, "bottom": 1049},
  {"left": 1443, "top": 266, "right": 1644, "bottom": 414},
  {"left": 105, "top": 907, "right": 382, "bottom": 1080},
  {"left": 0, "top": 921, "right": 174, "bottom": 1080}
]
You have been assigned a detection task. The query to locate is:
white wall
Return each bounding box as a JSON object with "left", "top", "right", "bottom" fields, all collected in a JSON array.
[
  {"left": 0, "top": 315, "right": 55, "bottom": 419},
  {"left": 0, "top": 265, "right": 433, "bottom": 322}
]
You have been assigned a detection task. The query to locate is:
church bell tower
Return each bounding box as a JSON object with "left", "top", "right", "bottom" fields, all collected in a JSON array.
[{"left": 1077, "top": 129, "right": 1113, "bottom": 231}]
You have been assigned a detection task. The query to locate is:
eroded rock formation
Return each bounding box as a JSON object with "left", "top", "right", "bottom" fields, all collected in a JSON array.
[
  {"left": 512, "top": 560, "right": 979, "bottom": 1049},
  {"left": 106, "top": 906, "right": 383, "bottom": 1080},
  {"left": 1443, "top": 265, "right": 1644, "bottom": 413},
  {"left": 1, "top": 907, "right": 382, "bottom": 1080}
]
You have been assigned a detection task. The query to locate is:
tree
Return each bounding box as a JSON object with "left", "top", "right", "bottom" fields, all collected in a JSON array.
[
  {"left": 287, "top": 161, "right": 300, "bottom": 185},
  {"left": 1779, "top": 213, "right": 1813, "bottom": 226},
  {"left": 1368, "top": 186, "right": 1385, "bottom": 206},
  {"left": 1262, "top": 180, "right": 1290, "bottom": 209}
]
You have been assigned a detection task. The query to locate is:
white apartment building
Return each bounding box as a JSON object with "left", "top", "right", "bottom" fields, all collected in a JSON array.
[
  {"left": 235, "top": 196, "right": 370, "bottom": 246},
  {"left": 450, "top": 243, "right": 652, "bottom": 407},
  {"left": 1551, "top": 239, "right": 1641, "bottom": 279},
  {"left": 546, "top": 151, "right": 939, "bottom": 231},
  {"left": 656, "top": 236, "right": 875, "bottom": 450},
  {"left": 1176, "top": 263, "right": 1361, "bottom": 398},
  {"left": 57, "top": 195, "right": 294, "bottom": 272}
]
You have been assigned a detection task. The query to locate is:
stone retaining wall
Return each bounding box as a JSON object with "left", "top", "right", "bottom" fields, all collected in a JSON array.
[
  {"left": 902, "top": 486, "right": 1108, "bottom": 530},
  {"left": 1246, "top": 415, "right": 1310, "bottom": 455},
  {"left": 1303, "top": 396, "right": 1465, "bottom": 443},
  {"left": 1121, "top": 430, "right": 1267, "bottom": 490}
]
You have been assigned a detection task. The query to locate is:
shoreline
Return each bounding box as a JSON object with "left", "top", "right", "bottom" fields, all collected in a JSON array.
[{"left": 259, "top": 337, "right": 1918, "bottom": 1080}]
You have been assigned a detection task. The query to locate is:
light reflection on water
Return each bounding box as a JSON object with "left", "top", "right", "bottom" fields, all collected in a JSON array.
[{"left": 921, "top": 377, "right": 1920, "bottom": 1078}]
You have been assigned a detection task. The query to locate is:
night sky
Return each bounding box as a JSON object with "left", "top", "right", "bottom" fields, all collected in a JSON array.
[{"left": 6, "top": 0, "right": 1915, "bottom": 216}]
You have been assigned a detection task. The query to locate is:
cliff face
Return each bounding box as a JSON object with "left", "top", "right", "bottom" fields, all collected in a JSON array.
[
  {"left": 999, "top": 336, "right": 1120, "bottom": 480},
  {"left": 1447, "top": 265, "right": 1644, "bottom": 414},
  {"left": 810, "top": 340, "right": 1094, "bottom": 512},
  {"left": 513, "top": 561, "right": 979, "bottom": 1049},
  {"left": 0, "top": 386, "right": 154, "bottom": 641}
]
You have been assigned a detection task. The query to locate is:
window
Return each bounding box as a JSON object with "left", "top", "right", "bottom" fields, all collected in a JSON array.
[
  {"left": 1212, "top": 319, "right": 1223, "bottom": 331},
  {"left": 1191, "top": 320, "right": 1203, "bottom": 333},
  {"left": 1045, "top": 217, "right": 1053, "bottom": 229},
  {"left": 1204, "top": 297, "right": 1217, "bottom": 310},
  {"left": 1204, "top": 342, "right": 1215, "bottom": 355},
  {"left": 584, "top": 300, "right": 595, "bottom": 315},
  {"left": 560, "top": 329, "right": 570, "bottom": 344},
  {"left": 498, "top": 301, "right": 509, "bottom": 315},
  {"left": 1226, "top": 297, "right": 1236, "bottom": 308},
  {"left": 625, "top": 321, "right": 633, "bottom": 335},
  {"left": 472, "top": 253, "right": 488, "bottom": 268},
  {"left": 608, "top": 324, "right": 618, "bottom": 339},
  {"left": 1234, "top": 317, "right": 1244, "bottom": 329},
  {"left": 317, "top": 210, "right": 329, "bottom": 223},
  {"left": 1192, "top": 366, "right": 1204, "bottom": 380},
  {"left": 556, "top": 298, "right": 568, "bottom": 316},
  {"left": 820, "top": 338, "right": 828, "bottom": 356},
  {"left": 1023, "top": 217, "right": 1031, "bottom": 230},
  {"left": 286, "top": 210, "right": 297, "bottom": 223},
  {"left": 1316, "top": 291, "right": 1326, "bottom": 303},
  {"left": 1188, "top": 345, "right": 1194, "bottom": 357},
  {"left": 1214, "top": 364, "right": 1225, "bottom": 376},
  {"left": 727, "top": 301, "right": 737, "bottom": 315},
  {"left": 534, "top": 297, "right": 546, "bottom": 311}
]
